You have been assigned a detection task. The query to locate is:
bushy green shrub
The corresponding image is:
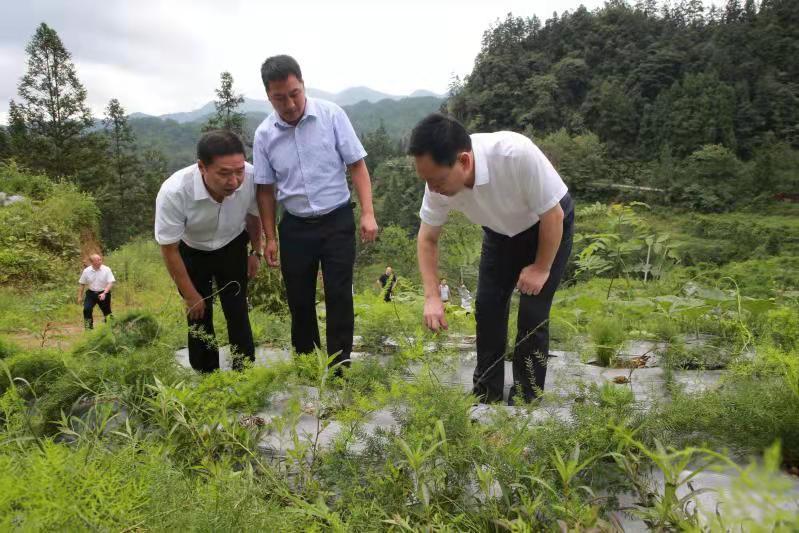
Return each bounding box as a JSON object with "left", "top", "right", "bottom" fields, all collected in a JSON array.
[
  {"left": 249, "top": 266, "right": 288, "bottom": 315},
  {"left": 71, "top": 311, "right": 160, "bottom": 356},
  {"left": 589, "top": 316, "right": 625, "bottom": 366},
  {"left": 0, "top": 349, "right": 68, "bottom": 398},
  {"left": 0, "top": 161, "right": 53, "bottom": 199},
  {"left": 0, "top": 336, "right": 20, "bottom": 359},
  {"left": 764, "top": 307, "right": 799, "bottom": 351},
  {"left": 0, "top": 171, "right": 100, "bottom": 286}
]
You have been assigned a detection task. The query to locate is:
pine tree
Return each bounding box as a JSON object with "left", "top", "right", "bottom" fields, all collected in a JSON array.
[
  {"left": 103, "top": 98, "right": 137, "bottom": 201},
  {"left": 361, "top": 120, "right": 397, "bottom": 176},
  {"left": 0, "top": 127, "right": 9, "bottom": 161},
  {"left": 6, "top": 101, "right": 29, "bottom": 165},
  {"left": 203, "top": 71, "right": 246, "bottom": 139},
  {"left": 99, "top": 98, "right": 145, "bottom": 247},
  {"left": 12, "top": 23, "right": 93, "bottom": 178}
]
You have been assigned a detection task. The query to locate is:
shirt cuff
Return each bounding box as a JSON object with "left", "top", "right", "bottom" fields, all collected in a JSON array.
[
  {"left": 419, "top": 209, "right": 447, "bottom": 227},
  {"left": 343, "top": 148, "right": 368, "bottom": 166},
  {"left": 155, "top": 235, "right": 182, "bottom": 246},
  {"left": 535, "top": 185, "right": 568, "bottom": 215}
]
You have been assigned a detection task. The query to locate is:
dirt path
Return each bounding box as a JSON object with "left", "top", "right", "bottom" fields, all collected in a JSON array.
[
  {"left": 6, "top": 301, "right": 141, "bottom": 351},
  {"left": 9, "top": 322, "right": 85, "bottom": 351}
]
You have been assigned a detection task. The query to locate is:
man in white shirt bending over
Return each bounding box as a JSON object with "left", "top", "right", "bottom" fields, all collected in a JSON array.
[
  {"left": 410, "top": 114, "right": 574, "bottom": 405},
  {"left": 78, "top": 254, "right": 115, "bottom": 329},
  {"left": 155, "top": 130, "right": 263, "bottom": 372}
]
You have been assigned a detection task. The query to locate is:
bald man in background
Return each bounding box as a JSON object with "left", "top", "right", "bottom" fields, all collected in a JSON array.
[{"left": 78, "top": 254, "right": 116, "bottom": 329}]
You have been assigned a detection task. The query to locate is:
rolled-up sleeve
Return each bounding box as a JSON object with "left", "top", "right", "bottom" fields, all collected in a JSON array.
[
  {"left": 247, "top": 189, "right": 260, "bottom": 216},
  {"left": 154, "top": 189, "right": 185, "bottom": 245},
  {"left": 419, "top": 185, "right": 450, "bottom": 227},
  {"left": 518, "top": 141, "right": 568, "bottom": 215},
  {"left": 332, "top": 107, "right": 367, "bottom": 165},
  {"left": 253, "top": 130, "right": 277, "bottom": 185}
]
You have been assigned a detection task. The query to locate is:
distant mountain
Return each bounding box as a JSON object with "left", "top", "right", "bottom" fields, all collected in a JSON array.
[
  {"left": 305, "top": 88, "right": 337, "bottom": 102},
  {"left": 341, "top": 96, "right": 444, "bottom": 139},
  {"left": 128, "top": 112, "right": 155, "bottom": 120},
  {"left": 139, "top": 86, "right": 437, "bottom": 123},
  {"left": 330, "top": 86, "right": 400, "bottom": 106},
  {"left": 159, "top": 102, "right": 216, "bottom": 124},
  {"left": 128, "top": 94, "right": 445, "bottom": 173},
  {"left": 409, "top": 89, "right": 445, "bottom": 98}
]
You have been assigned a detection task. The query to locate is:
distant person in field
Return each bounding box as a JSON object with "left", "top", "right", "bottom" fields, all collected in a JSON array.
[
  {"left": 378, "top": 266, "right": 397, "bottom": 302},
  {"left": 78, "top": 254, "right": 115, "bottom": 329},
  {"left": 411, "top": 113, "right": 574, "bottom": 405},
  {"left": 459, "top": 282, "right": 473, "bottom": 315},
  {"left": 253, "top": 54, "right": 378, "bottom": 374},
  {"left": 439, "top": 278, "right": 450, "bottom": 304},
  {"left": 155, "top": 130, "right": 263, "bottom": 372}
]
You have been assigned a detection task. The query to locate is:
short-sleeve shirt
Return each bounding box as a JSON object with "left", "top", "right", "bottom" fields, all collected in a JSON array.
[
  {"left": 79, "top": 265, "right": 115, "bottom": 292},
  {"left": 252, "top": 97, "right": 367, "bottom": 217},
  {"left": 419, "top": 132, "right": 568, "bottom": 237},
  {"left": 154, "top": 162, "right": 259, "bottom": 251},
  {"left": 440, "top": 284, "right": 450, "bottom": 301}
]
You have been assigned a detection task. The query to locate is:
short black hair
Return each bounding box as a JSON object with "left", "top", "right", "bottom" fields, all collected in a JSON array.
[
  {"left": 196, "top": 130, "right": 245, "bottom": 166},
  {"left": 408, "top": 113, "right": 472, "bottom": 167},
  {"left": 261, "top": 55, "right": 303, "bottom": 91}
]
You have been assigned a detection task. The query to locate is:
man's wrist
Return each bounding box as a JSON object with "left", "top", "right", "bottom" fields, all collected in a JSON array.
[{"left": 249, "top": 249, "right": 264, "bottom": 258}]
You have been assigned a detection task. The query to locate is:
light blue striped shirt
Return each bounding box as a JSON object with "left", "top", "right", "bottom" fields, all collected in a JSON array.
[{"left": 253, "top": 97, "right": 367, "bottom": 217}]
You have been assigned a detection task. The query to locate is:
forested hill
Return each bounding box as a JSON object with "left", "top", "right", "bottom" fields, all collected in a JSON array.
[
  {"left": 449, "top": 0, "right": 797, "bottom": 162},
  {"left": 437, "top": 0, "right": 798, "bottom": 211}
]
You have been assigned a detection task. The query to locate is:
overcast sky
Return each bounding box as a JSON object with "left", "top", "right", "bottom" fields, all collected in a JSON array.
[{"left": 0, "top": 0, "right": 609, "bottom": 123}]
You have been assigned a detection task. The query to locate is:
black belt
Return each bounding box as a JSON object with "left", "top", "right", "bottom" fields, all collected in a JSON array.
[{"left": 284, "top": 201, "right": 354, "bottom": 224}]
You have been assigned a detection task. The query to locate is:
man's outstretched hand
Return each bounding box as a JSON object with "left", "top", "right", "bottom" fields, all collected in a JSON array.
[{"left": 423, "top": 297, "right": 448, "bottom": 332}]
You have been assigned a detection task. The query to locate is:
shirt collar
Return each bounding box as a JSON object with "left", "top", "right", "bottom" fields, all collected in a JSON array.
[
  {"left": 273, "top": 96, "right": 318, "bottom": 129},
  {"left": 193, "top": 165, "right": 211, "bottom": 202},
  {"left": 472, "top": 138, "right": 490, "bottom": 187}
]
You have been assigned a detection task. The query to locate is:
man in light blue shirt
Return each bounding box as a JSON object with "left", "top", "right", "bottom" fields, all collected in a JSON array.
[{"left": 254, "top": 55, "right": 378, "bottom": 373}]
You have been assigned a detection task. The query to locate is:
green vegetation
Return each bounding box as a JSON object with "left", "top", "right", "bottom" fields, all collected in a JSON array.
[
  {"left": 1, "top": 1, "right": 798, "bottom": 529},
  {"left": 0, "top": 185, "right": 796, "bottom": 528}
]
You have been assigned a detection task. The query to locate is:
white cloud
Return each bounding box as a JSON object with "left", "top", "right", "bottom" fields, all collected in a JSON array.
[{"left": 0, "top": 0, "right": 608, "bottom": 122}]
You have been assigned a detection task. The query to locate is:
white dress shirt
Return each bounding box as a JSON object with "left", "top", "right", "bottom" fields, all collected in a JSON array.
[
  {"left": 419, "top": 132, "right": 568, "bottom": 237},
  {"left": 155, "top": 162, "right": 259, "bottom": 251},
  {"left": 79, "top": 265, "right": 115, "bottom": 292}
]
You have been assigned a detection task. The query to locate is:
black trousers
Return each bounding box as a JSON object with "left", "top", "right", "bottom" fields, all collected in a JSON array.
[
  {"left": 279, "top": 203, "right": 355, "bottom": 368},
  {"left": 179, "top": 231, "right": 254, "bottom": 373},
  {"left": 83, "top": 290, "right": 112, "bottom": 329},
  {"left": 473, "top": 193, "right": 575, "bottom": 404}
]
